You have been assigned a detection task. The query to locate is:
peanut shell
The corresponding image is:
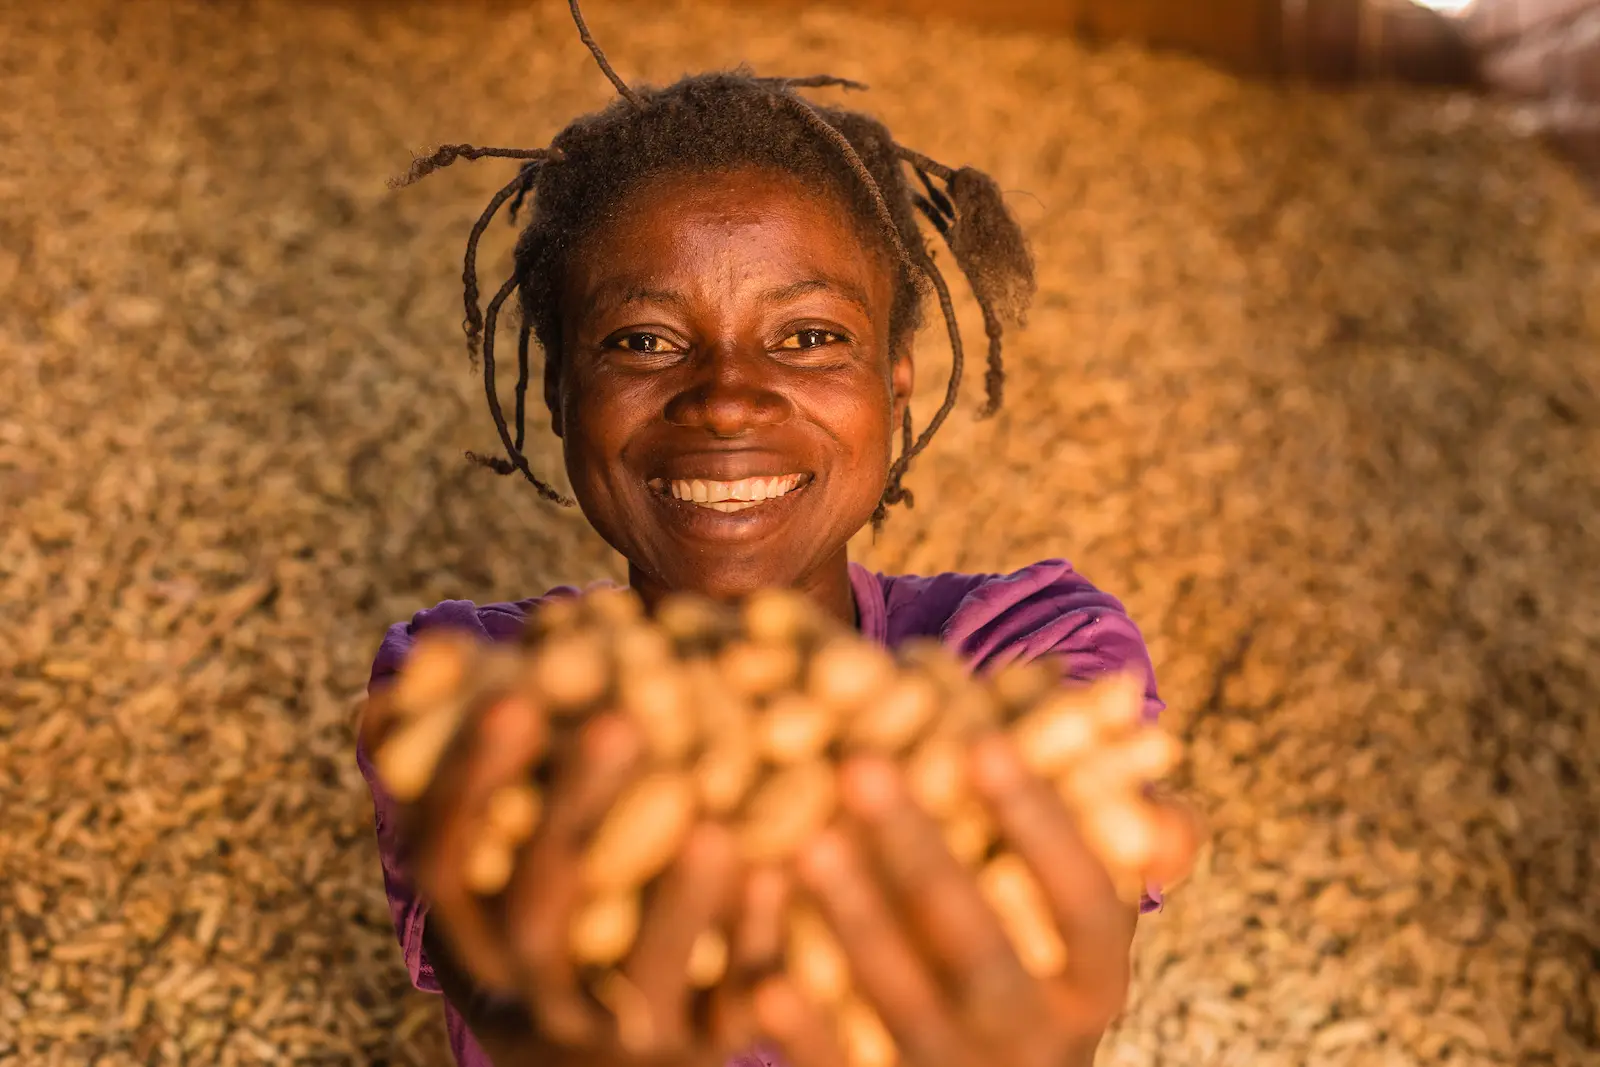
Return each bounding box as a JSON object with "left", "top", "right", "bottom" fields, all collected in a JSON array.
[
  {"left": 485, "top": 781, "right": 542, "bottom": 843},
  {"left": 787, "top": 905, "right": 850, "bottom": 1006},
  {"left": 391, "top": 634, "right": 474, "bottom": 716},
  {"left": 845, "top": 674, "right": 940, "bottom": 754},
  {"left": 687, "top": 929, "right": 729, "bottom": 989},
  {"left": 584, "top": 772, "right": 698, "bottom": 893},
  {"left": 465, "top": 836, "right": 516, "bottom": 896},
  {"left": 978, "top": 852, "right": 1066, "bottom": 979},
  {"left": 530, "top": 631, "right": 610, "bottom": 709},
  {"left": 808, "top": 638, "right": 895, "bottom": 710},
  {"left": 741, "top": 761, "right": 837, "bottom": 864},
  {"left": 759, "top": 692, "right": 836, "bottom": 765},
  {"left": 839, "top": 997, "right": 896, "bottom": 1067},
  {"left": 570, "top": 892, "right": 641, "bottom": 967}
]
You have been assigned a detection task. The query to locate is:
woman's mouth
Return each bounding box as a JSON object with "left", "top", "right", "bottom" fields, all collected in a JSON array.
[{"left": 647, "top": 474, "right": 811, "bottom": 513}]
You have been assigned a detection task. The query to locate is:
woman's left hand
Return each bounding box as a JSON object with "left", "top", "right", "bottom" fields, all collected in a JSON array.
[{"left": 754, "top": 733, "right": 1200, "bottom": 1067}]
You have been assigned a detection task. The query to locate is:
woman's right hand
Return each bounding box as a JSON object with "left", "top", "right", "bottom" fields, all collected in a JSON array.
[{"left": 360, "top": 688, "right": 777, "bottom": 1067}]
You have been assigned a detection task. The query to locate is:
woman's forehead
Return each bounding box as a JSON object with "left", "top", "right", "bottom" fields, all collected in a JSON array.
[
  {"left": 611, "top": 165, "right": 857, "bottom": 231},
  {"left": 569, "top": 166, "right": 895, "bottom": 298}
]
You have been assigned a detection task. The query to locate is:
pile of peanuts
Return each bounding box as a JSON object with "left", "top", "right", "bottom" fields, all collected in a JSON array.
[{"left": 369, "top": 586, "right": 1179, "bottom": 1061}]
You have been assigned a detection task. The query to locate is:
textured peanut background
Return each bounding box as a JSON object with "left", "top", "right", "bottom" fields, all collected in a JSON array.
[{"left": 1, "top": 0, "right": 1597, "bottom": 1065}]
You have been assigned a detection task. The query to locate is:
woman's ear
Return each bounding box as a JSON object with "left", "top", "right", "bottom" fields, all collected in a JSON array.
[
  {"left": 544, "top": 345, "right": 564, "bottom": 438},
  {"left": 890, "top": 342, "right": 915, "bottom": 428}
]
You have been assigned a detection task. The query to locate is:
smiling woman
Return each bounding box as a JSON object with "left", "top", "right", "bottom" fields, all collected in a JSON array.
[{"left": 357, "top": 4, "right": 1198, "bottom": 1067}]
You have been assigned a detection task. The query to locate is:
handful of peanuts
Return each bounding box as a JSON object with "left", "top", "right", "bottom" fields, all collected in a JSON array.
[{"left": 368, "top": 585, "right": 1181, "bottom": 1063}]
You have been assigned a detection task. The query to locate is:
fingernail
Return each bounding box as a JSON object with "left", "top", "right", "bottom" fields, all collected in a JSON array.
[
  {"left": 840, "top": 757, "right": 899, "bottom": 816},
  {"left": 969, "top": 733, "right": 1024, "bottom": 795}
]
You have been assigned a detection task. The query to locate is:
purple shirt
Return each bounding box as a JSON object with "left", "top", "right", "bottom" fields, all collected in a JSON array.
[{"left": 357, "top": 559, "right": 1165, "bottom": 1067}]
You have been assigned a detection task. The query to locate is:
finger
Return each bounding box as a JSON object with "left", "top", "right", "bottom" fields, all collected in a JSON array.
[
  {"left": 840, "top": 757, "right": 1043, "bottom": 1033},
  {"left": 1144, "top": 799, "right": 1203, "bottom": 889},
  {"left": 506, "top": 712, "right": 643, "bottom": 1045},
  {"left": 795, "top": 828, "right": 962, "bottom": 1065},
  {"left": 623, "top": 821, "right": 740, "bottom": 1051},
  {"left": 754, "top": 978, "right": 852, "bottom": 1067},
  {"left": 710, "top": 866, "right": 789, "bottom": 1053},
  {"left": 411, "top": 693, "right": 546, "bottom": 993},
  {"left": 970, "top": 733, "right": 1134, "bottom": 1023}
]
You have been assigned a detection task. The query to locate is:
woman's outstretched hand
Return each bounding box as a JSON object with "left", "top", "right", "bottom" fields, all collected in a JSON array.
[
  {"left": 754, "top": 734, "right": 1201, "bottom": 1067},
  {"left": 360, "top": 690, "right": 772, "bottom": 1067}
]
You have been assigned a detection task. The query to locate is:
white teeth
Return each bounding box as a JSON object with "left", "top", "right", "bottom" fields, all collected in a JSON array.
[{"left": 666, "top": 474, "right": 805, "bottom": 508}]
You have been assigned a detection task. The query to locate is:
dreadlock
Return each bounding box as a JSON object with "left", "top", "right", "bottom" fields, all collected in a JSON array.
[{"left": 392, "top": 0, "right": 1036, "bottom": 523}]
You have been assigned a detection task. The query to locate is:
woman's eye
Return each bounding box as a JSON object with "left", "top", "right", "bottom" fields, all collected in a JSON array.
[
  {"left": 777, "top": 329, "right": 845, "bottom": 351},
  {"left": 612, "top": 333, "right": 673, "bottom": 354}
]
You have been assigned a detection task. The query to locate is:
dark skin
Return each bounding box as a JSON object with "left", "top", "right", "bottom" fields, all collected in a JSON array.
[
  {"left": 364, "top": 165, "right": 1200, "bottom": 1067},
  {"left": 549, "top": 167, "right": 911, "bottom": 625}
]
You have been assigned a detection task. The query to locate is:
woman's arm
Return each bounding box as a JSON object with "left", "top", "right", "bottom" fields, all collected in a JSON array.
[{"left": 421, "top": 923, "right": 546, "bottom": 1065}]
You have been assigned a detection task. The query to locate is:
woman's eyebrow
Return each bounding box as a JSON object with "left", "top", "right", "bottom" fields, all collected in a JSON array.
[
  {"left": 589, "top": 280, "right": 687, "bottom": 314},
  {"left": 761, "top": 277, "right": 872, "bottom": 316}
]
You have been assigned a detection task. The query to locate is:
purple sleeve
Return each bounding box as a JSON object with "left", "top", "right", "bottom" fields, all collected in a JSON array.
[
  {"left": 933, "top": 559, "right": 1165, "bottom": 723},
  {"left": 355, "top": 598, "right": 539, "bottom": 995}
]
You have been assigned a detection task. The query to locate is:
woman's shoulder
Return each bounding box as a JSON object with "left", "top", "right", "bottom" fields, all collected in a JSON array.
[
  {"left": 864, "top": 559, "right": 1155, "bottom": 693},
  {"left": 870, "top": 558, "right": 1129, "bottom": 636}
]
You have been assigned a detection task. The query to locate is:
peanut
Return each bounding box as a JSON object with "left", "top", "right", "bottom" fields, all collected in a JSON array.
[
  {"left": 1012, "top": 692, "right": 1099, "bottom": 777},
  {"left": 392, "top": 635, "right": 474, "bottom": 716},
  {"left": 741, "top": 761, "right": 837, "bottom": 864},
  {"left": 687, "top": 929, "right": 729, "bottom": 989},
  {"left": 721, "top": 640, "right": 802, "bottom": 697},
  {"left": 584, "top": 772, "right": 698, "bottom": 893},
  {"left": 656, "top": 594, "right": 724, "bottom": 643},
  {"left": 989, "top": 658, "right": 1058, "bottom": 713},
  {"left": 570, "top": 892, "right": 641, "bottom": 967},
  {"left": 846, "top": 674, "right": 940, "bottom": 754},
  {"left": 584, "top": 585, "right": 643, "bottom": 625},
  {"left": 528, "top": 596, "right": 581, "bottom": 639},
  {"left": 904, "top": 735, "right": 968, "bottom": 819},
  {"left": 941, "top": 802, "right": 995, "bottom": 866},
  {"left": 612, "top": 621, "right": 673, "bottom": 667},
  {"left": 485, "top": 782, "right": 542, "bottom": 843},
  {"left": 759, "top": 692, "right": 836, "bottom": 765},
  {"left": 695, "top": 733, "right": 759, "bottom": 816},
  {"left": 839, "top": 997, "right": 896, "bottom": 1067},
  {"left": 373, "top": 701, "right": 466, "bottom": 802},
  {"left": 978, "top": 853, "right": 1066, "bottom": 979},
  {"left": 620, "top": 666, "right": 696, "bottom": 763},
  {"left": 741, "top": 588, "right": 816, "bottom": 644},
  {"left": 787, "top": 906, "right": 849, "bottom": 1006},
  {"left": 530, "top": 631, "right": 610, "bottom": 709},
  {"left": 465, "top": 836, "right": 517, "bottom": 896},
  {"left": 809, "top": 638, "right": 895, "bottom": 710}
]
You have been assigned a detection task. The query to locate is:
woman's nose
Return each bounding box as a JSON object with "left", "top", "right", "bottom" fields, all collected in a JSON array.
[{"left": 663, "top": 345, "right": 791, "bottom": 437}]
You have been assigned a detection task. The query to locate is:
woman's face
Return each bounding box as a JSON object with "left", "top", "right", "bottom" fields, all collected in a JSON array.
[{"left": 552, "top": 165, "right": 913, "bottom": 605}]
